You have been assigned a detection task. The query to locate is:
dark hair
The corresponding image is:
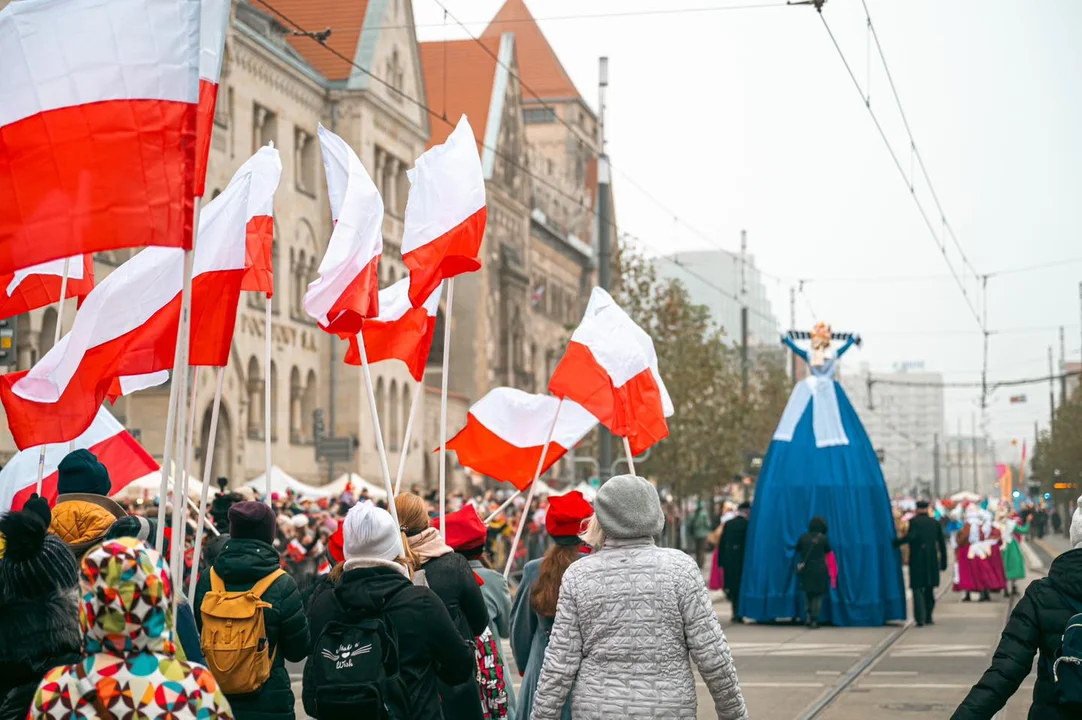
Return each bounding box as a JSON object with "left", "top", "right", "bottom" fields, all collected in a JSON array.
[
  {"left": 531, "top": 544, "right": 580, "bottom": 618},
  {"left": 809, "top": 516, "right": 828, "bottom": 534},
  {"left": 738, "top": 502, "right": 751, "bottom": 511}
]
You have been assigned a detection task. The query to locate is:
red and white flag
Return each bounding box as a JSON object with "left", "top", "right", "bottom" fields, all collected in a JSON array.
[
  {"left": 401, "top": 116, "right": 486, "bottom": 307},
  {"left": 0, "top": 175, "right": 252, "bottom": 449},
  {"left": 548, "top": 288, "right": 673, "bottom": 455},
  {"left": 344, "top": 278, "right": 441, "bottom": 382},
  {"left": 194, "top": 0, "right": 232, "bottom": 197},
  {"left": 0, "top": 0, "right": 201, "bottom": 275},
  {"left": 304, "top": 124, "right": 381, "bottom": 336},
  {"left": 446, "top": 388, "right": 598, "bottom": 490},
  {"left": 0, "top": 254, "right": 94, "bottom": 321},
  {"left": 0, "top": 406, "right": 158, "bottom": 513}
]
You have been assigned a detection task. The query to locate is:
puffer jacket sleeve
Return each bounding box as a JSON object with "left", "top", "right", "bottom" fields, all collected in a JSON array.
[
  {"left": 530, "top": 571, "right": 584, "bottom": 720},
  {"left": 271, "top": 574, "right": 312, "bottom": 662},
  {"left": 678, "top": 559, "right": 748, "bottom": 720},
  {"left": 951, "top": 585, "right": 1041, "bottom": 719}
]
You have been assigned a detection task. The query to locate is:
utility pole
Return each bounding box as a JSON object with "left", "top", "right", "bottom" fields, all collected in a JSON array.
[
  {"left": 1060, "top": 325, "right": 1067, "bottom": 403},
  {"left": 1049, "top": 345, "right": 1056, "bottom": 441},
  {"left": 971, "top": 413, "right": 979, "bottom": 493},
  {"left": 944, "top": 429, "right": 953, "bottom": 496},
  {"left": 740, "top": 229, "right": 749, "bottom": 398},
  {"left": 789, "top": 286, "right": 797, "bottom": 382},
  {"left": 932, "top": 433, "right": 941, "bottom": 500},
  {"left": 596, "top": 56, "right": 612, "bottom": 479},
  {"left": 957, "top": 417, "right": 963, "bottom": 495},
  {"left": 980, "top": 275, "right": 989, "bottom": 410}
]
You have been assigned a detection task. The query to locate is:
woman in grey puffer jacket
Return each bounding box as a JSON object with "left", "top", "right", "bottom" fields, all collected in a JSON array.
[{"left": 531, "top": 475, "right": 748, "bottom": 720}]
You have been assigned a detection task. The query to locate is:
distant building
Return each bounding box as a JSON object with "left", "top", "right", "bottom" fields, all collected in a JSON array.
[{"left": 1066, "top": 360, "right": 1081, "bottom": 400}]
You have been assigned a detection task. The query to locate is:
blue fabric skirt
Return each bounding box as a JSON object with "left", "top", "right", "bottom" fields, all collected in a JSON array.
[{"left": 739, "top": 381, "right": 906, "bottom": 626}]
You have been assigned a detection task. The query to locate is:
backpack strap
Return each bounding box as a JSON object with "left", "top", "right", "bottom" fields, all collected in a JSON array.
[
  {"left": 209, "top": 568, "right": 226, "bottom": 593},
  {"left": 250, "top": 568, "right": 287, "bottom": 599}
]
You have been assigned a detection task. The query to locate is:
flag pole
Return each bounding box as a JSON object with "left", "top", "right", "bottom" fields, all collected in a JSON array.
[
  {"left": 35, "top": 257, "right": 72, "bottom": 494},
  {"left": 169, "top": 245, "right": 196, "bottom": 614},
  {"left": 622, "top": 436, "right": 637, "bottom": 476},
  {"left": 188, "top": 366, "right": 224, "bottom": 601},
  {"left": 484, "top": 488, "right": 522, "bottom": 524},
  {"left": 155, "top": 376, "right": 180, "bottom": 553},
  {"left": 264, "top": 296, "right": 272, "bottom": 503},
  {"left": 504, "top": 399, "right": 563, "bottom": 579},
  {"left": 170, "top": 364, "right": 193, "bottom": 606},
  {"left": 176, "top": 365, "right": 200, "bottom": 575},
  {"left": 438, "top": 278, "right": 454, "bottom": 538},
  {"left": 356, "top": 332, "right": 398, "bottom": 526},
  {"left": 393, "top": 376, "right": 424, "bottom": 496}
]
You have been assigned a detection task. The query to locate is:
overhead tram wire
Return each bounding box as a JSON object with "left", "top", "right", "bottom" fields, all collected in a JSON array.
[{"left": 867, "top": 369, "right": 1082, "bottom": 391}]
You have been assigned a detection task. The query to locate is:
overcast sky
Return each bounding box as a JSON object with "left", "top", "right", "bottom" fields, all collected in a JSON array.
[{"left": 413, "top": 0, "right": 1082, "bottom": 455}]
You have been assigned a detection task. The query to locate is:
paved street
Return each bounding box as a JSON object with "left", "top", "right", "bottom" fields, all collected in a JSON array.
[{"left": 289, "top": 533, "right": 1070, "bottom": 718}]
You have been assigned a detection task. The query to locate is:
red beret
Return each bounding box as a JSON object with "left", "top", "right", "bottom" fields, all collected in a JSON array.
[
  {"left": 327, "top": 519, "right": 345, "bottom": 564},
  {"left": 546, "top": 491, "right": 593, "bottom": 538},
  {"left": 434, "top": 506, "right": 487, "bottom": 551}
]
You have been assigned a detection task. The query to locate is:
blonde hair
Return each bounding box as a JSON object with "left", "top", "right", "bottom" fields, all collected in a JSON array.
[
  {"left": 580, "top": 514, "right": 606, "bottom": 549},
  {"left": 394, "top": 492, "right": 429, "bottom": 571}
]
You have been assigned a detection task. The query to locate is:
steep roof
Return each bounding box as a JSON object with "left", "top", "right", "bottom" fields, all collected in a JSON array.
[
  {"left": 482, "top": 0, "right": 581, "bottom": 101},
  {"left": 271, "top": 0, "right": 371, "bottom": 81},
  {"left": 418, "top": 37, "right": 501, "bottom": 149}
]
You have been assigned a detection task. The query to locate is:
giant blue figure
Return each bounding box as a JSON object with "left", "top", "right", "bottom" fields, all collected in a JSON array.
[{"left": 740, "top": 324, "right": 905, "bottom": 626}]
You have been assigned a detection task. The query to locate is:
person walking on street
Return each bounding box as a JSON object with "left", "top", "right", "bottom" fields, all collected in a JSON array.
[
  {"left": 194, "top": 501, "right": 311, "bottom": 720},
  {"left": 951, "top": 494, "right": 1082, "bottom": 719},
  {"left": 796, "top": 517, "right": 831, "bottom": 629},
  {"left": 894, "top": 500, "right": 948, "bottom": 627},
  {"left": 720, "top": 502, "right": 750, "bottom": 623},
  {"left": 690, "top": 501, "right": 712, "bottom": 570},
  {"left": 531, "top": 475, "right": 748, "bottom": 720}
]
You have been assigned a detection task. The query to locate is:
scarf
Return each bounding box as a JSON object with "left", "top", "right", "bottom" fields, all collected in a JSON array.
[
  {"left": 342, "top": 556, "right": 410, "bottom": 578},
  {"left": 408, "top": 527, "right": 454, "bottom": 564}
]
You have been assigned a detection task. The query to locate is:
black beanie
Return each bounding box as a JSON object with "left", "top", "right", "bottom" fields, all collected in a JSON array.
[
  {"left": 229, "top": 501, "right": 276, "bottom": 544},
  {"left": 57, "top": 449, "right": 111, "bottom": 496},
  {"left": 0, "top": 509, "right": 80, "bottom": 603},
  {"left": 106, "top": 515, "right": 158, "bottom": 542}
]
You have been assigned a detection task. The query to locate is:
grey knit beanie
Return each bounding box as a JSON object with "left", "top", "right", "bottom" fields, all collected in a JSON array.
[
  {"left": 0, "top": 509, "right": 80, "bottom": 603},
  {"left": 1070, "top": 495, "right": 1082, "bottom": 550},
  {"left": 594, "top": 474, "right": 664, "bottom": 539}
]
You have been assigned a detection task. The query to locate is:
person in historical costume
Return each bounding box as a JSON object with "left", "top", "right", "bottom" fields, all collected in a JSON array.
[
  {"left": 998, "top": 508, "right": 1029, "bottom": 597},
  {"left": 893, "top": 500, "right": 948, "bottom": 626},
  {"left": 741, "top": 323, "right": 906, "bottom": 626},
  {"left": 954, "top": 506, "right": 1006, "bottom": 601}
]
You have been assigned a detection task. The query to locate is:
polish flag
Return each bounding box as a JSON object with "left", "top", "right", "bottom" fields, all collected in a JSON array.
[
  {"left": 446, "top": 388, "right": 598, "bottom": 490},
  {"left": 0, "top": 406, "right": 158, "bottom": 514},
  {"left": 194, "top": 0, "right": 232, "bottom": 198},
  {"left": 303, "top": 124, "right": 381, "bottom": 337},
  {"left": 344, "top": 278, "right": 441, "bottom": 382},
  {"left": 0, "top": 175, "right": 252, "bottom": 449},
  {"left": 235, "top": 145, "right": 281, "bottom": 296},
  {"left": 0, "top": 0, "right": 201, "bottom": 275},
  {"left": 105, "top": 371, "right": 171, "bottom": 404},
  {"left": 0, "top": 254, "right": 95, "bottom": 321},
  {"left": 548, "top": 288, "right": 674, "bottom": 455},
  {"left": 401, "top": 116, "right": 486, "bottom": 307}
]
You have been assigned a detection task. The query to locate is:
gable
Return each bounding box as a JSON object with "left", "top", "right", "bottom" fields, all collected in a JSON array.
[
  {"left": 418, "top": 37, "right": 501, "bottom": 150},
  {"left": 274, "top": 0, "right": 371, "bottom": 81},
  {"left": 360, "top": 0, "right": 430, "bottom": 135},
  {"left": 483, "top": 0, "right": 582, "bottom": 101}
]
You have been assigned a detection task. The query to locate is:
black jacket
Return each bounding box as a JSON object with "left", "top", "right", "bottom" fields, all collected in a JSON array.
[
  {"left": 0, "top": 591, "right": 82, "bottom": 720},
  {"left": 952, "top": 547, "right": 1082, "bottom": 720},
  {"left": 796, "top": 531, "right": 832, "bottom": 595},
  {"left": 194, "top": 537, "right": 312, "bottom": 720},
  {"left": 719, "top": 514, "right": 749, "bottom": 590},
  {"left": 894, "top": 513, "right": 947, "bottom": 589},
  {"left": 304, "top": 565, "right": 476, "bottom": 720}
]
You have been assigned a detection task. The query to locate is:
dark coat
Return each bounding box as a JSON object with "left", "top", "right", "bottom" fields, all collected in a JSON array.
[
  {"left": 304, "top": 565, "right": 476, "bottom": 720},
  {"left": 795, "top": 531, "right": 831, "bottom": 595},
  {"left": 0, "top": 591, "right": 82, "bottom": 720},
  {"left": 194, "top": 537, "right": 311, "bottom": 720},
  {"left": 894, "top": 513, "right": 947, "bottom": 589},
  {"left": 718, "top": 514, "right": 749, "bottom": 591},
  {"left": 952, "top": 547, "right": 1082, "bottom": 720},
  {"left": 419, "top": 552, "right": 488, "bottom": 720}
]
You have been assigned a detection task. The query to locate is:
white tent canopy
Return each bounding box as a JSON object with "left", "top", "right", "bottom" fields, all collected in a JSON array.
[
  {"left": 951, "top": 490, "right": 982, "bottom": 503},
  {"left": 331, "top": 473, "right": 387, "bottom": 500},
  {"left": 117, "top": 469, "right": 202, "bottom": 499},
  {"left": 246, "top": 466, "right": 349, "bottom": 499}
]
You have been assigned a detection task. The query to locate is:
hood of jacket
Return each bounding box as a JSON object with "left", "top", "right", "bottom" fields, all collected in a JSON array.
[
  {"left": 49, "top": 498, "right": 122, "bottom": 555},
  {"left": 1047, "top": 547, "right": 1082, "bottom": 600},
  {"left": 0, "top": 588, "right": 82, "bottom": 667},
  {"left": 212, "top": 536, "right": 282, "bottom": 582},
  {"left": 79, "top": 537, "right": 175, "bottom": 657},
  {"left": 335, "top": 565, "right": 413, "bottom": 615}
]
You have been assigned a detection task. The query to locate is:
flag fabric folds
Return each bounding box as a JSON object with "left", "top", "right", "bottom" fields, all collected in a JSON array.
[
  {"left": 344, "top": 278, "right": 441, "bottom": 382},
  {"left": 0, "top": 175, "right": 252, "bottom": 449},
  {"left": 548, "top": 287, "right": 673, "bottom": 455},
  {"left": 236, "top": 145, "right": 281, "bottom": 296},
  {"left": 0, "top": 0, "right": 201, "bottom": 275},
  {"left": 401, "top": 115, "right": 487, "bottom": 307},
  {"left": 194, "top": 0, "right": 232, "bottom": 197},
  {"left": 0, "top": 406, "right": 158, "bottom": 513},
  {"left": 0, "top": 254, "right": 94, "bottom": 321},
  {"left": 446, "top": 388, "right": 598, "bottom": 490},
  {"left": 304, "top": 124, "right": 382, "bottom": 336}
]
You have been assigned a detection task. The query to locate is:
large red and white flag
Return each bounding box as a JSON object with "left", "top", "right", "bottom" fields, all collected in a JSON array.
[
  {"left": 0, "top": 406, "right": 157, "bottom": 513},
  {"left": 548, "top": 288, "right": 673, "bottom": 455},
  {"left": 0, "top": 0, "right": 200, "bottom": 275},
  {"left": 446, "top": 388, "right": 598, "bottom": 490},
  {"left": 401, "top": 116, "right": 486, "bottom": 307},
  {"left": 344, "top": 278, "right": 441, "bottom": 382},
  {"left": 0, "top": 254, "right": 94, "bottom": 321},
  {"left": 304, "top": 124, "right": 381, "bottom": 336},
  {"left": 194, "top": 0, "right": 232, "bottom": 197},
  {"left": 0, "top": 175, "right": 252, "bottom": 449}
]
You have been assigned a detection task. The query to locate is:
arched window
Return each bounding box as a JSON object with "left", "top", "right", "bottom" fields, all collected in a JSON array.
[
  {"left": 307, "top": 256, "right": 319, "bottom": 300},
  {"left": 39, "top": 307, "right": 58, "bottom": 356},
  {"left": 246, "top": 356, "right": 263, "bottom": 438},
  {"left": 271, "top": 236, "right": 280, "bottom": 304},
  {"left": 294, "top": 250, "right": 307, "bottom": 317},
  {"left": 303, "top": 370, "right": 317, "bottom": 441},
  {"left": 388, "top": 379, "right": 399, "bottom": 451},
  {"left": 289, "top": 366, "right": 302, "bottom": 443},
  {"left": 401, "top": 384, "right": 412, "bottom": 451},
  {"left": 427, "top": 309, "right": 445, "bottom": 367},
  {"left": 374, "top": 377, "right": 385, "bottom": 449},
  {"left": 269, "top": 361, "right": 279, "bottom": 441}
]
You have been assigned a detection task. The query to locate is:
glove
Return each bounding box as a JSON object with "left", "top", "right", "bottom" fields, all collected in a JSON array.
[{"left": 23, "top": 493, "right": 52, "bottom": 528}]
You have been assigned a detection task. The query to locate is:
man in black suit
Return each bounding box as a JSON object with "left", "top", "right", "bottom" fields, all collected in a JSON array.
[
  {"left": 719, "top": 501, "right": 751, "bottom": 623},
  {"left": 894, "top": 500, "right": 948, "bottom": 626}
]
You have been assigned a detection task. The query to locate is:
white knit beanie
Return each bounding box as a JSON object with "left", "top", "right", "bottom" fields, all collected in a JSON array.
[
  {"left": 343, "top": 503, "right": 404, "bottom": 562},
  {"left": 1070, "top": 495, "right": 1082, "bottom": 550}
]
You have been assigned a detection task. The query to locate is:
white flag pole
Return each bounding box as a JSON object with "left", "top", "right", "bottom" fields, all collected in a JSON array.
[
  {"left": 622, "top": 436, "right": 637, "bottom": 476},
  {"left": 170, "top": 364, "right": 194, "bottom": 605},
  {"left": 393, "top": 376, "right": 424, "bottom": 496},
  {"left": 169, "top": 246, "right": 196, "bottom": 614},
  {"left": 504, "top": 398, "right": 563, "bottom": 579},
  {"left": 484, "top": 488, "right": 523, "bottom": 524},
  {"left": 356, "top": 332, "right": 398, "bottom": 526},
  {"left": 438, "top": 278, "right": 454, "bottom": 538},
  {"left": 35, "top": 257, "right": 72, "bottom": 494},
  {"left": 155, "top": 377, "right": 180, "bottom": 553},
  {"left": 188, "top": 366, "right": 224, "bottom": 601},
  {"left": 264, "top": 296, "right": 273, "bottom": 504}
]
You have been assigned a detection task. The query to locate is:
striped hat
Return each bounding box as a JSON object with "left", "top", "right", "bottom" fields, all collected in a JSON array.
[{"left": 0, "top": 509, "right": 80, "bottom": 603}]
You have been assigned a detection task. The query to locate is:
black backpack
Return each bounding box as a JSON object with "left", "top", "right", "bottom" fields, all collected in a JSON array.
[
  {"left": 304, "top": 601, "right": 409, "bottom": 720},
  {"left": 1051, "top": 597, "right": 1082, "bottom": 709}
]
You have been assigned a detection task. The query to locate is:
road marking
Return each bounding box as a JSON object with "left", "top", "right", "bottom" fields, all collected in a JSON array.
[
  {"left": 858, "top": 683, "right": 973, "bottom": 689},
  {"left": 816, "top": 670, "right": 841, "bottom": 676},
  {"left": 869, "top": 671, "right": 918, "bottom": 676},
  {"left": 730, "top": 643, "right": 871, "bottom": 657},
  {"left": 890, "top": 644, "right": 990, "bottom": 658},
  {"left": 740, "top": 682, "right": 826, "bottom": 688}
]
